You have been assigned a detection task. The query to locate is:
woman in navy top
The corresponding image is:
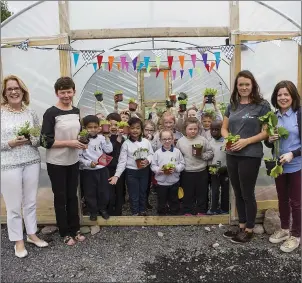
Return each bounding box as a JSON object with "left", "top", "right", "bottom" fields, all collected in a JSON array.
[{"left": 266, "top": 80, "right": 301, "bottom": 253}]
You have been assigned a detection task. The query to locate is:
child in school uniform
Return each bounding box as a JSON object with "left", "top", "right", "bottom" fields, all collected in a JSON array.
[
  {"left": 109, "top": 117, "right": 154, "bottom": 216},
  {"left": 79, "top": 115, "right": 113, "bottom": 221},
  {"left": 208, "top": 120, "right": 229, "bottom": 215},
  {"left": 176, "top": 117, "right": 214, "bottom": 215},
  {"left": 151, "top": 130, "right": 185, "bottom": 215}
]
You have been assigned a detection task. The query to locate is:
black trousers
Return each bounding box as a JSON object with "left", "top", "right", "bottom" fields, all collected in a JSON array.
[
  {"left": 108, "top": 167, "right": 125, "bottom": 216},
  {"left": 157, "top": 182, "right": 179, "bottom": 215},
  {"left": 81, "top": 167, "right": 110, "bottom": 215},
  {"left": 181, "top": 170, "right": 209, "bottom": 214},
  {"left": 226, "top": 154, "right": 261, "bottom": 229},
  {"left": 46, "top": 162, "right": 80, "bottom": 237},
  {"left": 209, "top": 171, "right": 229, "bottom": 212}
]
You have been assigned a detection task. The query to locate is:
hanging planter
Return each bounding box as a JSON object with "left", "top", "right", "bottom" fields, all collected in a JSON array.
[
  {"left": 225, "top": 133, "right": 240, "bottom": 150},
  {"left": 117, "top": 121, "right": 129, "bottom": 134},
  {"left": 114, "top": 90, "right": 123, "bottom": 102},
  {"left": 179, "top": 99, "right": 188, "bottom": 112},
  {"left": 100, "top": 120, "right": 111, "bottom": 134},
  {"left": 203, "top": 88, "right": 218, "bottom": 104},
  {"left": 192, "top": 144, "right": 203, "bottom": 156},
  {"left": 128, "top": 98, "right": 138, "bottom": 111},
  {"left": 94, "top": 91, "right": 103, "bottom": 102}
]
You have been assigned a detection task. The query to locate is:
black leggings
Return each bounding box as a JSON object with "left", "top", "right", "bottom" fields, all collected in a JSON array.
[{"left": 226, "top": 154, "right": 261, "bottom": 229}]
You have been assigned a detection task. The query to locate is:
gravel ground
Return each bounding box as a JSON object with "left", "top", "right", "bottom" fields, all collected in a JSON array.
[{"left": 1, "top": 224, "right": 301, "bottom": 283}]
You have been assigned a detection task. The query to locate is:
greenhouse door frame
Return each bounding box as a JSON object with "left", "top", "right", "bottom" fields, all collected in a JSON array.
[{"left": 1, "top": 1, "right": 301, "bottom": 226}]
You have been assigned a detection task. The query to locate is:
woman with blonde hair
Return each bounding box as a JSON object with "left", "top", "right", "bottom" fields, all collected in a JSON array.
[{"left": 1, "top": 75, "right": 48, "bottom": 258}]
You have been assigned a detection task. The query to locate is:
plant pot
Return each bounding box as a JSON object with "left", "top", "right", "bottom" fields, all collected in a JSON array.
[
  {"left": 95, "top": 93, "right": 103, "bottom": 102},
  {"left": 264, "top": 160, "right": 277, "bottom": 176},
  {"left": 78, "top": 136, "right": 90, "bottom": 145},
  {"left": 205, "top": 94, "right": 214, "bottom": 104},
  {"left": 225, "top": 141, "right": 234, "bottom": 151},
  {"left": 23, "top": 133, "right": 30, "bottom": 140},
  {"left": 102, "top": 124, "right": 110, "bottom": 134},
  {"left": 192, "top": 145, "right": 203, "bottom": 156},
  {"left": 166, "top": 100, "right": 173, "bottom": 108},
  {"left": 164, "top": 169, "right": 172, "bottom": 175},
  {"left": 122, "top": 126, "right": 129, "bottom": 135},
  {"left": 135, "top": 159, "right": 145, "bottom": 169},
  {"left": 114, "top": 93, "right": 123, "bottom": 102},
  {"left": 129, "top": 102, "right": 138, "bottom": 111},
  {"left": 179, "top": 104, "right": 187, "bottom": 112},
  {"left": 169, "top": 94, "right": 177, "bottom": 102},
  {"left": 178, "top": 92, "right": 187, "bottom": 101}
]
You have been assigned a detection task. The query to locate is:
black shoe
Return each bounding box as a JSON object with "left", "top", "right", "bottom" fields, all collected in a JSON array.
[
  {"left": 146, "top": 202, "right": 153, "bottom": 210},
  {"left": 231, "top": 230, "right": 253, "bottom": 244},
  {"left": 90, "top": 214, "right": 97, "bottom": 221},
  {"left": 223, "top": 227, "right": 243, "bottom": 239},
  {"left": 99, "top": 210, "right": 110, "bottom": 220}
]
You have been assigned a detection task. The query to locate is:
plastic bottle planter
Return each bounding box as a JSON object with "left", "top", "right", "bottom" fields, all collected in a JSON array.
[
  {"left": 192, "top": 144, "right": 203, "bottom": 156},
  {"left": 114, "top": 91, "right": 123, "bottom": 102},
  {"left": 135, "top": 159, "right": 145, "bottom": 169},
  {"left": 264, "top": 158, "right": 281, "bottom": 176},
  {"left": 94, "top": 91, "right": 103, "bottom": 102},
  {"left": 129, "top": 101, "right": 138, "bottom": 111},
  {"left": 166, "top": 100, "right": 173, "bottom": 108},
  {"left": 169, "top": 94, "right": 177, "bottom": 102}
]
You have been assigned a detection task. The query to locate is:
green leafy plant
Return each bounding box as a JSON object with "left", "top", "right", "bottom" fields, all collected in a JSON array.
[
  {"left": 225, "top": 133, "right": 240, "bottom": 143},
  {"left": 78, "top": 129, "right": 90, "bottom": 144},
  {"left": 29, "top": 127, "right": 41, "bottom": 137},
  {"left": 115, "top": 90, "right": 123, "bottom": 95},
  {"left": 100, "top": 120, "right": 110, "bottom": 126},
  {"left": 117, "top": 121, "right": 129, "bottom": 128},
  {"left": 133, "top": 147, "right": 149, "bottom": 160},
  {"left": 79, "top": 129, "right": 89, "bottom": 137},
  {"left": 203, "top": 109, "right": 215, "bottom": 118},
  {"left": 218, "top": 102, "right": 227, "bottom": 114},
  {"left": 17, "top": 121, "right": 40, "bottom": 139},
  {"left": 128, "top": 98, "right": 136, "bottom": 104},
  {"left": 162, "top": 163, "right": 176, "bottom": 170},
  {"left": 193, "top": 144, "right": 202, "bottom": 148},
  {"left": 203, "top": 88, "right": 218, "bottom": 96},
  {"left": 94, "top": 91, "right": 102, "bottom": 96},
  {"left": 209, "top": 166, "right": 219, "bottom": 175},
  {"left": 179, "top": 99, "right": 188, "bottom": 105}
]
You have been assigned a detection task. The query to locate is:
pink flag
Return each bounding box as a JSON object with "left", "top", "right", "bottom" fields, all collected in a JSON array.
[
  {"left": 125, "top": 61, "right": 129, "bottom": 72},
  {"left": 191, "top": 54, "right": 197, "bottom": 68},
  {"left": 120, "top": 56, "right": 127, "bottom": 70}
]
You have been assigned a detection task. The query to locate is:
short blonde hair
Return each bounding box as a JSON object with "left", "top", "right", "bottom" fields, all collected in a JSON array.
[
  {"left": 162, "top": 112, "right": 176, "bottom": 123},
  {"left": 1, "top": 75, "right": 30, "bottom": 105}
]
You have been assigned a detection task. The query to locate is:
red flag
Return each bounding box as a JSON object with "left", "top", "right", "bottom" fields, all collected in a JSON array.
[
  {"left": 156, "top": 69, "right": 161, "bottom": 78},
  {"left": 97, "top": 55, "right": 103, "bottom": 69},
  {"left": 167, "top": 56, "right": 174, "bottom": 69},
  {"left": 205, "top": 64, "right": 210, "bottom": 73}
]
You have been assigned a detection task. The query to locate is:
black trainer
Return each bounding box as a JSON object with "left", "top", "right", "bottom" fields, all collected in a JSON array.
[
  {"left": 231, "top": 230, "right": 253, "bottom": 244},
  {"left": 223, "top": 227, "right": 243, "bottom": 239},
  {"left": 90, "top": 214, "right": 97, "bottom": 221},
  {"left": 99, "top": 210, "right": 110, "bottom": 220}
]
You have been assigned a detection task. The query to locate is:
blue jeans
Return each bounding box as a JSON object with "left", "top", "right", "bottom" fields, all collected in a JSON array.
[{"left": 126, "top": 167, "right": 149, "bottom": 215}]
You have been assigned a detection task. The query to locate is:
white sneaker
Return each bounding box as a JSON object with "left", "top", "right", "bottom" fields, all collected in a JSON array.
[
  {"left": 280, "top": 236, "right": 300, "bottom": 253},
  {"left": 269, "top": 229, "right": 290, "bottom": 244}
]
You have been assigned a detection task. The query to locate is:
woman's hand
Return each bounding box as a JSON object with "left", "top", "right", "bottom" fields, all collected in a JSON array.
[
  {"left": 108, "top": 176, "right": 118, "bottom": 185},
  {"left": 8, "top": 136, "right": 30, "bottom": 148},
  {"left": 279, "top": 152, "right": 294, "bottom": 165},
  {"left": 230, "top": 138, "right": 250, "bottom": 151},
  {"left": 68, "top": 140, "right": 88, "bottom": 149},
  {"left": 268, "top": 134, "right": 279, "bottom": 143}
]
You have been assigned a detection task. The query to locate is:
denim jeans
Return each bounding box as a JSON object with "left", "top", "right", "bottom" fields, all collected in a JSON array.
[{"left": 126, "top": 166, "right": 150, "bottom": 215}]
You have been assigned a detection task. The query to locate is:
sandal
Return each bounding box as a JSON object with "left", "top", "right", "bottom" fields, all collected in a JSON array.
[
  {"left": 64, "top": 236, "right": 76, "bottom": 246},
  {"left": 74, "top": 231, "right": 86, "bottom": 242}
]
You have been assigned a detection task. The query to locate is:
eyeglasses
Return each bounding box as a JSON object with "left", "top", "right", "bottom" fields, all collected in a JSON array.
[
  {"left": 6, "top": 87, "right": 21, "bottom": 93},
  {"left": 145, "top": 129, "right": 155, "bottom": 133},
  {"left": 161, "top": 138, "right": 173, "bottom": 142}
]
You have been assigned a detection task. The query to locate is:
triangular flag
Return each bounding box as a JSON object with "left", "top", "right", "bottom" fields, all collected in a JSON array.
[
  {"left": 97, "top": 55, "right": 103, "bottom": 68},
  {"left": 188, "top": 68, "right": 193, "bottom": 78},
  {"left": 144, "top": 57, "right": 150, "bottom": 69},
  {"left": 202, "top": 53, "right": 208, "bottom": 67},
  {"left": 196, "top": 67, "right": 201, "bottom": 75},
  {"left": 205, "top": 64, "right": 210, "bottom": 73},
  {"left": 210, "top": 62, "right": 216, "bottom": 72},
  {"left": 197, "top": 46, "right": 212, "bottom": 55},
  {"left": 128, "top": 51, "right": 141, "bottom": 60},
  {"left": 81, "top": 51, "right": 97, "bottom": 65},
  {"left": 163, "top": 70, "right": 168, "bottom": 80},
  {"left": 101, "top": 63, "right": 105, "bottom": 70},
  {"left": 120, "top": 56, "right": 127, "bottom": 70},
  {"left": 132, "top": 57, "right": 138, "bottom": 70},
  {"left": 191, "top": 54, "right": 197, "bottom": 68},
  {"left": 73, "top": 53, "right": 79, "bottom": 67},
  {"left": 243, "top": 42, "right": 257, "bottom": 53},
  {"left": 125, "top": 61, "right": 129, "bottom": 72},
  {"left": 147, "top": 65, "right": 152, "bottom": 73},
  {"left": 155, "top": 56, "right": 161, "bottom": 70},
  {"left": 93, "top": 63, "right": 97, "bottom": 72},
  {"left": 117, "top": 63, "right": 121, "bottom": 71},
  {"left": 214, "top": 52, "right": 221, "bottom": 69},
  {"left": 271, "top": 40, "right": 281, "bottom": 47},
  {"left": 221, "top": 45, "right": 235, "bottom": 60},
  {"left": 179, "top": 55, "right": 185, "bottom": 69},
  {"left": 291, "top": 36, "right": 301, "bottom": 45},
  {"left": 172, "top": 70, "right": 176, "bottom": 80},
  {"left": 167, "top": 56, "right": 174, "bottom": 68},
  {"left": 138, "top": 62, "right": 144, "bottom": 71},
  {"left": 108, "top": 56, "right": 115, "bottom": 71},
  {"left": 156, "top": 69, "right": 161, "bottom": 78},
  {"left": 180, "top": 70, "right": 184, "bottom": 79}
]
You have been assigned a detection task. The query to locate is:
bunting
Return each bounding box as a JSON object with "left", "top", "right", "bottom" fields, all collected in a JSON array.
[
  {"left": 81, "top": 50, "right": 97, "bottom": 65},
  {"left": 128, "top": 51, "right": 141, "bottom": 60},
  {"left": 172, "top": 70, "right": 177, "bottom": 80},
  {"left": 144, "top": 56, "right": 150, "bottom": 69},
  {"left": 132, "top": 57, "right": 138, "bottom": 70},
  {"left": 213, "top": 52, "right": 221, "bottom": 69},
  {"left": 179, "top": 55, "right": 185, "bottom": 69},
  {"left": 191, "top": 54, "right": 197, "bottom": 68},
  {"left": 291, "top": 36, "right": 301, "bottom": 45},
  {"left": 57, "top": 44, "right": 73, "bottom": 51},
  {"left": 196, "top": 67, "right": 201, "bottom": 75},
  {"left": 108, "top": 56, "right": 115, "bottom": 71},
  {"left": 197, "top": 46, "right": 211, "bottom": 55},
  {"left": 180, "top": 70, "right": 184, "bottom": 79},
  {"left": 120, "top": 56, "right": 127, "bottom": 70},
  {"left": 220, "top": 45, "right": 235, "bottom": 60},
  {"left": 97, "top": 55, "right": 103, "bottom": 68},
  {"left": 16, "top": 39, "right": 29, "bottom": 51},
  {"left": 163, "top": 70, "right": 169, "bottom": 80},
  {"left": 73, "top": 53, "right": 79, "bottom": 67},
  {"left": 92, "top": 63, "right": 97, "bottom": 72},
  {"left": 188, "top": 68, "right": 193, "bottom": 78},
  {"left": 167, "top": 56, "right": 174, "bottom": 68},
  {"left": 155, "top": 56, "right": 161, "bottom": 70},
  {"left": 152, "top": 49, "right": 164, "bottom": 58}
]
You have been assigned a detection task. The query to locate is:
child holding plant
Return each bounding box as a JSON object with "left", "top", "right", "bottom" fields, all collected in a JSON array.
[
  {"left": 79, "top": 115, "right": 113, "bottom": 221},
  {"left": 176, "top": 117, "right": 214, "bottom": 215},
  {"left": 108, "top": 117, "right": 154, "bottom": 216},
  {"left": 151, "top": 130, "right": 185, "bottom": 215}
]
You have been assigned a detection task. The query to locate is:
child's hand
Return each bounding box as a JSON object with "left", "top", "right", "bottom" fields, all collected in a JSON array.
[
  {"left": 168, "top": 168, "right": 175, "bottom": 174},
  {"left": 91, "top": 161, "right": 97, "bottom": 168},
  {"left": 108, "top": 176, "right": 118, "bottom": 185},
  {"left": 140, "top": 159, "right": 149, "bottom": 167}
]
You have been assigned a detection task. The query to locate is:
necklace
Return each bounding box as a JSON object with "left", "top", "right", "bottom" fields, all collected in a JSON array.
[{"left": 4, "top": 104, "right": 26, "bottom": 113}]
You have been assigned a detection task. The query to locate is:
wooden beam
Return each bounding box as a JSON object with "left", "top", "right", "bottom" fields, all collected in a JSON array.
[
  {"left": 1, "top": 36, "right": 63, "bottom": 46},
  {"left": 239, "top": 32, "right": 301, "bottom": 41},
  {"left": 70, "top": 27, "right": 229, "bottom": 40}
]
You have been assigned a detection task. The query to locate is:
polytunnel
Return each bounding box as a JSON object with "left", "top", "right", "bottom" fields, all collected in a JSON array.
[{"left": 1, "top": 1, "right": 301, "bottom": 224}]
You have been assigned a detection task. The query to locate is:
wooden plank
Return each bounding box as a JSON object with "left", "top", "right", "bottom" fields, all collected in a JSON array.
[
  {"left": 239, "top": 32, "right": 301, "bottom": 41},
  {"left": 70, "top": 27, "right": 229, "bottom": 40},
  {"left": 1, "top": 36, "right": 63, "bottom": 46},
  {"left": 298, "top": 44, "right": 301, "bottom": 95}
]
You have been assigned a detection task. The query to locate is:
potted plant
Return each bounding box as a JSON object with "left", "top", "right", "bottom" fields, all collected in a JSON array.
[
  {"left": 179, "top": 99, "right": 188, "bottom": 112},
  {"left": 162, "top": 163, "right": 176, "bottom": 175},
  {"left": 178, "top": 92, "right": 188, "bottom": 101},
  {"left": 94, "top": 91, "right": 103, "bottom": 102},
  {"left": 17, "top": 121, "right": 41, "bottom": 140},
  {"left": 133, "top": 148, "right": 149, "bottom": 169},
  {"left": 192, "top": 143, "right": 203, "bottom": 157},
  {"left": 218, "top": 102, "right": 227, "bottom": 115},
  {"left": 128, "top": 98, "right": 138, "bottom": 111},
  {"left": 114, "top": 90, "right": 123, "bottom": 102},
  {"left": 225, "top": 133, "right": 240, "bottom": 150},
  {"left": 100, "top": 120, "right": 111, "bottom": 134},
  {"left": 78, "top": 129, "right": 90, "bottom": 144},
  {"left": 208, "top": 164, "right": 219, "bottom": 175},
  {"left": 203, "top": 88, "right": 218, "bottom": 104},
  {"left": 117, "top": 121, "right": 129, "bottom": 135},
  {"left": 166, "top": 100, "right": 173, "bottom": 108},
  {"left": 203, "top": 109, "right": 215, "bottom": 119},
  {"left": 169, "top": 93, "right": 177, "bottom": 102}
]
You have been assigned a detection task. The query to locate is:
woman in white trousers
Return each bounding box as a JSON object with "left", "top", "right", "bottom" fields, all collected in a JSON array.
[{"left": 1, "top": 75, "right": 48, "bottom": 258}]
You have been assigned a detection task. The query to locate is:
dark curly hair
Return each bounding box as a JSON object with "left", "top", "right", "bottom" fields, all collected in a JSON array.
[
  {"left": 230, "top": 70, "right": 263, "bottom": 110},
  {"left": 54, "top": 77, "right": 75, "bottom": 93}
]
